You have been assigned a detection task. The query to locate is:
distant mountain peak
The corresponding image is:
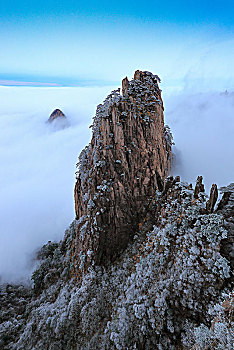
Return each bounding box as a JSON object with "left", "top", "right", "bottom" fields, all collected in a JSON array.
[
  {"left": 47, "top": 108, "right": 69, "bottom": 130},
  {"left": 47, "top": 108, "right": 66, "bottom": 123}
]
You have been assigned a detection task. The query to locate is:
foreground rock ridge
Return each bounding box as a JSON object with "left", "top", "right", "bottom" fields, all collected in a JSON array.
[
  {"left": 0, "top": 71, "right": 233, "bottom": 350},
  {"left": 73, "top": 70, "right": 172, "bottom": 273}
]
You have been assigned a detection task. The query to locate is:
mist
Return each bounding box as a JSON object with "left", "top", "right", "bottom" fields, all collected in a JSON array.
[
  {"left": 164, "top": 90, "right": 234, "bottom": 191},
  {"left": 0, "top": 85, "right": 116, "bottom": 283},
  {"left": 0, "top": 84, "right": 233, "bottom": 283}
]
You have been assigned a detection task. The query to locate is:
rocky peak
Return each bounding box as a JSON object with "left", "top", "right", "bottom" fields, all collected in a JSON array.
[
  {"left": 72, "top": 70, "right": 172, "bottom": 277},
  {"left": 194, "top": 175, "right": 205, "bottom": 199},
  {"left": 206, "top": 183, "right": 218, "bottom": 213},
  {"left": 47, "top": 108, "right": 66, "bottom": 123},
  {"left": 47, "top": 108, "right": 69, "bottom": 130}
]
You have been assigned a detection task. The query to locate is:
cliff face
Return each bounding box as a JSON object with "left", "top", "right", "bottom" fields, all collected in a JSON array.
[{"left": 73, "top": 70, "right": 172, "bottom": 273}]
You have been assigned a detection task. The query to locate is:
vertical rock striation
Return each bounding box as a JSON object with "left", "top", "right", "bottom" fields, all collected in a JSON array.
[{"left": 73, "top": 70, "right": 172, "bottom": 274}]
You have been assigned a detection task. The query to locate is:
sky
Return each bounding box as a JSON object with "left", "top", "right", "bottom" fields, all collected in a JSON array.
[{"left": 0, "top": 0, "right": 233, "bottom": 89}]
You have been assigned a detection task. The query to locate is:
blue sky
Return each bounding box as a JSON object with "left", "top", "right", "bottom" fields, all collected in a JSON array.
[
  {"left": 0, "top": 0, "right": 233, "bottom": 88},
  {"left": 1, "top": 0, "right": 233, "bottom": 25}
]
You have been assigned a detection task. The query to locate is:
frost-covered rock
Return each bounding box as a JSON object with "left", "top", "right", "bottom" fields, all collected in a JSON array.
[{"left": 0, "top": 177, "right": 233, "bottom": 350}]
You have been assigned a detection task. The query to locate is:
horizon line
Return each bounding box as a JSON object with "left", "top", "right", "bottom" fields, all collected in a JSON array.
[{"left": 0, "top": 75, "right": 119, "bottom": 87}]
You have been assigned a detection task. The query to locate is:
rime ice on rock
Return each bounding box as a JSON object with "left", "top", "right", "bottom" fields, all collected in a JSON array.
[
  {"left": 194, "top": 176, "right": 205, "bottom": 199},
  {"left": 73, "top": 70, "right": 172, "bottom": 274}
]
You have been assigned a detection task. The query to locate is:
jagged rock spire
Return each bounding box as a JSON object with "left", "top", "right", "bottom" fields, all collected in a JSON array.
[
  {"left": 194, "top": 176, "right": 205, "bottom": 199},
  {"left": 73, "top": 70, "right": 172, "bottom": 276},
  {"left": 206, "top": 183, "right": 218, "bottom": 213}
]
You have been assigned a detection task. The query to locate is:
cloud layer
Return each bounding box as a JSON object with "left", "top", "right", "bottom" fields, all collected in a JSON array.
[
  {"left": 164, "top": 90, "right": 234, "bottom": 191},
  {"left": 0, "top": 86, "right": 116, "bottom": 283}
]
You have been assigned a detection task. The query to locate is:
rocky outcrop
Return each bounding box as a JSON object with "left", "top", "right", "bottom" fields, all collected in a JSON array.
[
  {"left": 47, "top": 109, "right": 66, "bottom": 123},
  {"left": 73, "top": 70, "right": 172, "bottom": 275},
  {"left": 206, "top": 183, "right": 218, "bottom": 213},
  {"left": 194, "top": 176, "right": 205, "bottom": 199},
  {"left": 47, "top": 108, "right": 69, "bottom": 130}
]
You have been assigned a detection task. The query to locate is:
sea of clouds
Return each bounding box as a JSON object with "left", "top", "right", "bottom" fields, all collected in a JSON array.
[
  {"left": 0, "top": 85, "right": 116, "bottom": 283},
  {"left": 0, "top": 84, "right": 233, "bottom": 283},
  {"left": 164, "top": 90, "right": 234, "bottom": 191}
]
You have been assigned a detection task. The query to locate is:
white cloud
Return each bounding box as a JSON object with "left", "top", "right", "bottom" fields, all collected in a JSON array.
[
  {"left": 0, "top": 85, "right": 115, "bottom": 283},
  {"left": 164, "top": 90, "right": 234, "bottom": 192}
]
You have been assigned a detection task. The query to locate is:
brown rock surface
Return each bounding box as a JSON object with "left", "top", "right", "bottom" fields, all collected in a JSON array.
[
  {"left": 194, "top": 175, "right": 205, "bottom": 199},
  {"left": 72, "top": 70, "right": 172, "bottom": 275},
  {"left": 47, "top": 109, "right": 66, "bottom": 123},
  {"left": 206, "top": 183, "right": 218, "bottom": 213}
]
